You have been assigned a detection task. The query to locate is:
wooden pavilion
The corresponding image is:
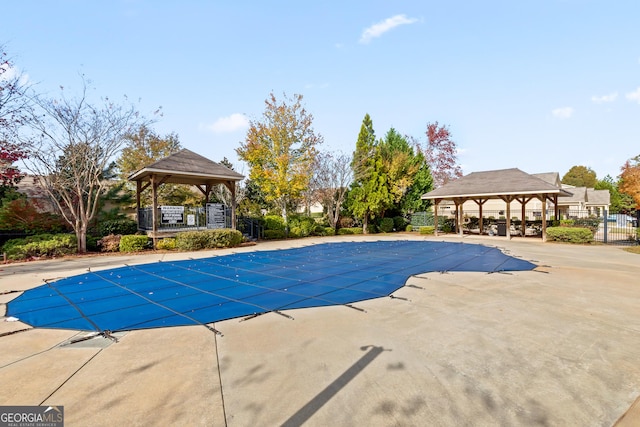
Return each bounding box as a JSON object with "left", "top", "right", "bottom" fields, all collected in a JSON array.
[
  {"left": 128, "top": 149, "right": 244, "bottom": 243},
  {"left": 421, "top": 168, "right": 573, "bottom": 241}
]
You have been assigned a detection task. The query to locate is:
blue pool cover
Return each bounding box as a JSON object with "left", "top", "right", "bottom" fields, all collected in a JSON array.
[{"left": 7, "top": 241, "right": 535, "bottom": 333}]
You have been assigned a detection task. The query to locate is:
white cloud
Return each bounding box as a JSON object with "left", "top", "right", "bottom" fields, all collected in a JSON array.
[
  {"left": 626, "top": 87, "right": 640, "bottom": 103},
  {"left": 591, "top": 92, "right": 618, "bottom": 103},
  {"left": 203, "top": 113, "right": 249, "bottom": 133},
  {"left": 359, "top": 14, "right": 418, "bottom": 44},
  {"left": 552, "top": 107, "right": 574, "bottom": 119},
  {"left": 0, "top": 62, "right": 29, "bottom": 85}
]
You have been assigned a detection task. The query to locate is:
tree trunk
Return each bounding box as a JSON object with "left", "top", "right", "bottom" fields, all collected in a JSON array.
[
  {"left": 76, "top": 227, "right": 87, "bottom": 253},
  {"left": 363, "top": 215, "right": 369, "bottom": 234}
]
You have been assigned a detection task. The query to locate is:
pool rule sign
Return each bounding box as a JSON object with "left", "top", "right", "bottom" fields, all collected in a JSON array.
[
  {"left": 160, "top": 206, "right": 184, "bottom": 224},
  {"left": 207, "top": 203, "right": 226, "bottom": 228}
]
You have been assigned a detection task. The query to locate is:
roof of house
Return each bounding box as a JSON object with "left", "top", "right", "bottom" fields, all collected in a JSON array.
[
  {"left": 558, "top": 186, "right": 588, "bottom": 204},
  {"left": 531, "top": 172, "right": 562, "bottom": 187},
  {"left": 421, "top": 168, "right": 572, "bottom": 200},
  {"left": 128, "top": 148, "right": 244, "bottom": 185},
  {"left": 586, "top": 189, "right": 611, "bottom": 206}
]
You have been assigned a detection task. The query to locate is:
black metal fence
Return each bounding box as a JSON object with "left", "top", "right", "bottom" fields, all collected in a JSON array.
[
  {"left": 410, "top": 210, "right": 639, "bottom": 245},
  {"left": 137, "top": 204, "right": 231, "bottom": 232}
]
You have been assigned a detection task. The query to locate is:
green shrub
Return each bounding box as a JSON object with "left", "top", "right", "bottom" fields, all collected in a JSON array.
[
  {"left": 572, "top": 217, "right": 600, "bottom": 233},
  {"left": 406, "top": 225, "right": 413, "bottom": 232},
  {"left": 175, "top": 231, "right": 210, "bottom": 250},
  {"left": 288, "top": 215, "right": 318, "bottom": 237},
  {"left": 393, "top": 216, "right": 408, "bottom": 231},
  {"left": 263, "top": 215, "right": 285, "bottom": 231},
  {"left": 546, "top": 227, "right": 593, "bottom": 244},
  {"left": 97, "top": 218, "right": 138, "bottom": 237},
  {"left": 337, "top": 227, "right": 364, "bottom": 235},
  {"left": 560, "top": 219, "right": 574, "bottom": 227},
  {"left": 324, "top": 227, "right": 336, "bottom": 236},
  {"left": 119, "top": 235, "right": 150, "bottom": 252},
  {"left": 419, "top": 226, "right": 435, "bottom": 235},
  {"left": 439, "top": 219, "right": 455, "bottom": 233},
  {"left": 379, "top": 218, "right": 394, "bottom": 233},
  {"left": 366, "top": 224, "right": 378, "bottom": 234},
  {"left": 2, "top": 233, "right": 77, "bottom": 260},
  {"left": 175, "top": 229, "right": 243, "bottom": 250},
  {"left": 264, "top": 230, "right": 287, "bottom": 240},
  {"left": 98, "top": 234, "right": 121, "bottom": 252},
  {"left": 157, "top": 237, "right": 176, "bottom": 250}
]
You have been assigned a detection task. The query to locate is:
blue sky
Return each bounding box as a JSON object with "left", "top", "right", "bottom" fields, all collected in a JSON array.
[{"left": 3, "top": 0, "right": 639, "bottom": 181}]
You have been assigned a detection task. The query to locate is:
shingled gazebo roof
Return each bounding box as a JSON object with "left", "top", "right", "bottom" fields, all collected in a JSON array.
[
  {"left": 128, "top": 148, "right": 244, "bottom": 186},
  {"left": 421, "top": 168, "right": 572, "bottom": 200}
]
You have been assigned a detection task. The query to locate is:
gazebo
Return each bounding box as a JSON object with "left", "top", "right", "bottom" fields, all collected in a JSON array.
[
  {"left": 421, "top": 168, "right": 573, "bottom": 241},
  {"left": 128, "top": 149, "right": 244, "bottom": 243}
]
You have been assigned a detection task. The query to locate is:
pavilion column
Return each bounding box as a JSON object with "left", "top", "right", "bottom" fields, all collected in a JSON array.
[
  {"left": 541, "top": 196, "right": 547, "bottom": 242},
  {"left": 136, "top": 180, "right": 142, "bottom": 229},
  {"left": 521, "top": 202, "right": 526, "bottom": 237},
  {"left": 230, "top": 181, "right": 237, "bottom": 229},
  {"left": 458, "top": 200, "right": 464, "bottom": 237},
  {"left": 434, "top": 200, "right": 440, "bottom": 237},
  {"left": 506, "top": 198, "right": 512, "bottom": 239},
  {"left": 151, "top": 174, "right": 158, "bottom": 248}
]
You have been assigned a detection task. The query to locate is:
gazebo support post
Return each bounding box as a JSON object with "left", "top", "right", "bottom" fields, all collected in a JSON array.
[
  {"left": 506, "top": 200, "right": 512, "bottom": 239},
  {"left": 434, "top": 200, "right": 440, "bottom": 236},
  {"left": 458, "top": 200, "right": 464, "bottom": 237},
  {"left": 541, "top": 197, "right": 548, "bottom": 242},
  {"left": 151, "top": 175, "right": 158, "bottom": 248}
]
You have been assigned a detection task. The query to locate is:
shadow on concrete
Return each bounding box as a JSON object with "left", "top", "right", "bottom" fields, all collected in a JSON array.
[{"left": 280, "top": 345, "right": 388, "bottom": 427}]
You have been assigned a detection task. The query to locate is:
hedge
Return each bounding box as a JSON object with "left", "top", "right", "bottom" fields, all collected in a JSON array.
[
  {"left": 378, "top": 218, "right": 394, "bottom": 233},
  {"left": 337, "top": 227, "right": 364, "bottom": 235},
  {"left": 156, "top": 237, "right": 177, "bottom": 250},
  {"left": 175, "top": 229, "right": 243, "bottom": 250},
  {"left": 2, "top": 233, "right": 77, "bottom": 260},
  {"left": 419, "top": 226, "right": 435, "bottom": 235},
  {"left": 264, "top": 230, "right": 287, "bottom": 240},
  {"left": 119, "top": 235, "right": 150, "bottom": 252},
  {"left": 406, "top": 225, "right": 413, "bottom": 232},
  {"left": 546, "top": 227, "right": 593, "bottom": 244},
  {"left": 97, "top": 218, "right": 138, "bottom": 237}
]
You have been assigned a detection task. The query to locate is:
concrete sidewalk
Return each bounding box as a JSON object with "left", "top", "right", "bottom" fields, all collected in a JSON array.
[{"left": 1, "top": 235, "right": 639, "bottom": 426}]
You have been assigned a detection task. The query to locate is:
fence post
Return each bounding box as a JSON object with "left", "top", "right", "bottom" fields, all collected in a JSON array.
[{"left": 603, "top": 209, "right": 608, "bottom": 244}]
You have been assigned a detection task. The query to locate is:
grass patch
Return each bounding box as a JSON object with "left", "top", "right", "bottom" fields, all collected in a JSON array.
[{"left": 623, "top": 246, "right": 640, "bottom": 254}]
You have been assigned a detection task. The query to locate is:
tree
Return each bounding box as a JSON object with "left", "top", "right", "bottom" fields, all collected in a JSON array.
[
  {"left": 562, "top": 165, "right": 597, "bottom": 188},
  {"left": 210, "top": 157, "right": 245, "bottom": 207},
  {"left": 1, "top": 47, "right": 30, "bottom": 196},
  {"left": 401, "top": 136, "right": 433, "bottom": 214},
  {"left": 379, "top": 128, "right": 422, "bottom": 212},
  {"left": 349, "top": 114, "right": 389, "bottom": 233},
  {"left": 236, "top": 92, "right": 322, "bottom": 227},
  {"left": 312, "top": 151, "right": 352, "bottom": 230},
  {"left": 117, "top": 125, "right": 181, "bottom": 179},
  {"left": 24, "top": 80, "right": 149, "bottom": 253},
  {"left": 424, "top": 122, "right": 462, "bottom": 187},
  {"left": 594, "top": 175, "right": 632, "bottom": 214},
  {"left": 116, "top": 125, "right": 198, "bottom": 206},
  {"left": 619, "top": 155, "right": 640, "bottom": 210}
]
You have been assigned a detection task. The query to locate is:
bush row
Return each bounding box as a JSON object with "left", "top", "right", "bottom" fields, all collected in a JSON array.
[
  {"left": 546, "top": 227, "right": 593, "bottom": 244},
  {"left": 2, "top": 233, "right": 77, "bottom": 260},
  {"left": 175, "top": 229, "right": 243, "bottom": 251}
]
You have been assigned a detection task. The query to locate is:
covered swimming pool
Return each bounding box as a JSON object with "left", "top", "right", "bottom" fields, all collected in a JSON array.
[{"left": 7, "top": 241, "right": 536, "bottom": 334}]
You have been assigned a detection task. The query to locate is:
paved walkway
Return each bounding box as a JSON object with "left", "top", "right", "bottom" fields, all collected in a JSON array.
[{"left": 1, "top": 234, "right": 639, "bottom": 426}]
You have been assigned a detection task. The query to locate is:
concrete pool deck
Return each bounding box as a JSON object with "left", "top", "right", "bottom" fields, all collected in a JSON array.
[{"left": 1, "top": 234, "right": 639, "bottom": 426}]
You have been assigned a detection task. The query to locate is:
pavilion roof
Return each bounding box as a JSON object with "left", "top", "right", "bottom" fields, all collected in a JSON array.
[
  {"left": 422, "top": 168, "right": 572, "bottom": 200},
  {"left": 128, "top": 148, "right": 244, "bottom": 185}
]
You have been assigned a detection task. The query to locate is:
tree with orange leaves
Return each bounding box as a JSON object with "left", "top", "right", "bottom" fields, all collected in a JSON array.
[{"left": 619, "top": 154, "right": 640, "bottom": 209}]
